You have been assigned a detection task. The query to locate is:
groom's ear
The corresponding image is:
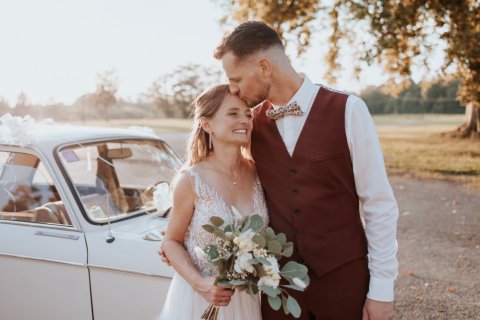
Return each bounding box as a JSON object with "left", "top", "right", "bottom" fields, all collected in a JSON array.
[{"left": 259, "top": 58, "right": 272, "bottom": 77}]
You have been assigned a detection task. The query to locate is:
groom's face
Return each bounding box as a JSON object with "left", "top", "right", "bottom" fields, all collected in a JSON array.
[{"left": 221, "top": 52, "right": 270, "bottom": 108}]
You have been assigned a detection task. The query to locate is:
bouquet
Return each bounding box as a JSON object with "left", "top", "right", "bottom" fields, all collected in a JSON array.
[{"left": 198, "top": 208, "right": 310, "bottom": 319}]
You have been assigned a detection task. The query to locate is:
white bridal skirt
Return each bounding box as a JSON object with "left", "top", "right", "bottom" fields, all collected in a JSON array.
[{"left": 158, "top": 272, "right": 262, "bottom": 320}]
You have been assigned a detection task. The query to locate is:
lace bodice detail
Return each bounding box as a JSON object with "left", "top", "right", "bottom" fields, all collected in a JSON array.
[{"left": 184, "top": 167, "right": 269, "bottom": 277}]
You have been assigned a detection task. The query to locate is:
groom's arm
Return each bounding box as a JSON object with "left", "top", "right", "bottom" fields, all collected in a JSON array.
[{"left": 345, "top": 95, "right": 399, "bottom": 304}]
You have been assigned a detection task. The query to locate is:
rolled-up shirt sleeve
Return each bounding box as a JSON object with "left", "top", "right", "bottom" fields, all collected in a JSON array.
[{"left": 345, "top": 94, "right": 399, "bottom": 302}]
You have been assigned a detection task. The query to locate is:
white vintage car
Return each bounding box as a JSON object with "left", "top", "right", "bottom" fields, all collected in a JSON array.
[{"left": 0, "top": 122, "right": 182, "bottom": 320}]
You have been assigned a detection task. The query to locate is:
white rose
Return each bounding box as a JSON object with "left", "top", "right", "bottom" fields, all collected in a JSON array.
[
  {"left": 292, "top": 277, "right": 307, "bottom": 289},
  {"left": 233, "top": 229, "right": 257, "bottom": 252},
  {"left": 263, "top": 256, "right": 280, "bottom": 277},
  {"left": 258, "top": 275, "right": 280, "bottom": 289},
  {"left": 234, "top": 252, "right": 254, "bottom": 274}
]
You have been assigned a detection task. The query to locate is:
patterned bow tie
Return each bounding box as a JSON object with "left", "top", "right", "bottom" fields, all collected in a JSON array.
[{"left": 266, "top": 101, "right": 304, "bottom": 120}]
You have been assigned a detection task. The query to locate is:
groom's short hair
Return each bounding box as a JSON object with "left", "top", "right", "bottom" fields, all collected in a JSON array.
[{"left": 214, "top": 21, "right": 283, "bottom": 60}]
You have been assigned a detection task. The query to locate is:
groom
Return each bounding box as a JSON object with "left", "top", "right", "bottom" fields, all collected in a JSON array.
[{"left": 214, "top": 21, "right": 398, "bottom": 320}]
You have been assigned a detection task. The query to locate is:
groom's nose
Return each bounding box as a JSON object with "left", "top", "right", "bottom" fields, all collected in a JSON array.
[{"left": 229, "top": 84, "right": 239, "bottom": 95}]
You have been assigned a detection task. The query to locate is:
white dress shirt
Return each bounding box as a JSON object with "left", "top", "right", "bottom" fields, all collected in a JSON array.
[{"left": 271, "top": 75, "right": 399, "bottom": 302}]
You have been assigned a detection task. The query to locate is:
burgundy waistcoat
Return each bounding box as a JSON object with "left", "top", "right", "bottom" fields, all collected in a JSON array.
[{"left": 251, "top": 87, "right": 368, "bottom": 277}]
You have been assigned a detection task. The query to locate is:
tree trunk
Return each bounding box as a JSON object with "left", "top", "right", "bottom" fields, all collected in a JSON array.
[{"left": 457, "top": 103, "right": 480, "bottom": 138}]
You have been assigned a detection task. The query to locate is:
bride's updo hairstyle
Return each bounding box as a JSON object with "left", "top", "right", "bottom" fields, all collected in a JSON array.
[{"left": 186, "top": 83, "right": 230, "bottom": 166}]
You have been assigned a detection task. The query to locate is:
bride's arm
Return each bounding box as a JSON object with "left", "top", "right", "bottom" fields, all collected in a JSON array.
[{"left": 161, "top": 172, "right": 234, "bottom": 306}]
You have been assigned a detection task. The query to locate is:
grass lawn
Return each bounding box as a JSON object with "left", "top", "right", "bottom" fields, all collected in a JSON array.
[
  {"left": 374, "top": 114, "right": 480, "bottom": 187},
  {"left": 74, "top": 114, "right": 480, "bottom": 187}
]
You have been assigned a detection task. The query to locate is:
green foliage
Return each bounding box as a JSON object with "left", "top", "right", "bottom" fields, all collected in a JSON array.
[
  {"left": 361, "top": 79, "right": 464, "bottom": 114},
  {"left": 217, "top": 0, "right": 480, "bottom": 134},
  {"left": 201, "top": 213, "right": 309, "bottom": 318}
]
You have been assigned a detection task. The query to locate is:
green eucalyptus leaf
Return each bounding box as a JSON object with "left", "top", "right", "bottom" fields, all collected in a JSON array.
[
  {"left": 259, "top": 285, "right": 281, "bottom": 297},
  {"left": 264, "top": 227, "right": 275, "bottom": 240},
  {"left": 268, "top": 295, "right": 282, "bottom": 311},
  {"left": 256, "top": 257, "right": 272, "bottom": 266},
  {"left": 229, "top": 279, "right": 248, "bottom": 286},
  {"left": 268, "top": 240, "right": 282, "bottom": 254},
  {"left": 282, "top": 284, "right": 304, "bottom": 291},
  {"left": 275, "top": 233, "right": 287, "bottom": 245},
  {"left": 216, "top": 280, "right": 233, "bottom": 286},
  {"left": 213, "top": 229, "right": 228, "bottom": 240},
  {"left": 248, "top": 215, "right": 264, "bottom": 232},
  {"left": 210, "top": 216, "right": 224, "bottom": 227},
  {"left": 252, "top": 234, "right": 266, "bottom": 248},
  {"left": 287, "top": 295, "right": 301, "bottom": 318},
  {"left": 224, "top": 224, "right": 233, "bottom": 233},
  {"left": 281, "top": 261, "right": 308, "bottom": 280},
  {"left": 202, "top": 224, "right": 215, "bottom": 233},
  {"left": 282, "top": 244, "right": 294, "bottom": 257},
  {"left": 281, "top": 295, "right": 289, "bottom": 315}
]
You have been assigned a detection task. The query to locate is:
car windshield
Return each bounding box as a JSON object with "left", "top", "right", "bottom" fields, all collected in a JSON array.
[{"left": 58, "top": 139, "right": 182, "bottom": 223}]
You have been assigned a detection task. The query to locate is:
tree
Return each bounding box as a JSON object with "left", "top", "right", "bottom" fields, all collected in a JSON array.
[
  {"left": 217, "top": 0, "right": 480, "bottom": 137},
  {"left": 217, "top": 0, "right": 320, "bottom": 56},
  {"left": 145, "top": 64, "right": 223, "bottom": 118},
  {"left": 0, "top": 97, "right": 11, "bottom": 115},
  {"left": 91, "top": 69, "right": 119, "bottom": 121}
]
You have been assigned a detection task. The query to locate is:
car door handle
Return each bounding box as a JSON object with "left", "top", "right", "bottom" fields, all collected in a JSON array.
[{"left": 35, "top": 231, "right": 80, "bottom": 240}]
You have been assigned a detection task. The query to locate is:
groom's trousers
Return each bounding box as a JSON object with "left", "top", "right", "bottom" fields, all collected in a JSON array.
[{"left": 261, "top": 256, "right": 369, "bottom": 320}]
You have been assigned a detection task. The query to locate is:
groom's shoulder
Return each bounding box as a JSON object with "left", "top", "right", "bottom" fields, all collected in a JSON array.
[{"left": 315, "top": 83, "right": 352, "bottom": 98}]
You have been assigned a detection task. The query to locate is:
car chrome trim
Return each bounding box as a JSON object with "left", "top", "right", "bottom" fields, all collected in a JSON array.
[
  {"left": 87, "top": 264, "right": 171, "bottom": 279},
  {"left": 0, "top": 252, "right": 86, "bottom": 267},
  {"left": 35, "top": 230, "right": 80, "bottom": 240},
  {"left": 0, "top": 219, "right": 81, "bottom": 232}
]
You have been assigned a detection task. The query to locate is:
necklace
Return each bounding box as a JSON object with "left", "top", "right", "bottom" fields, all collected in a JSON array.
[{"left": 210, "top": 158, "right": 242, "bottom": 186}]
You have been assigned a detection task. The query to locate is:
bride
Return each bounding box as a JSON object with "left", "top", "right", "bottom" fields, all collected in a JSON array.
[{"left": 159, "top": 84, "right": 268, "bottom": 320}]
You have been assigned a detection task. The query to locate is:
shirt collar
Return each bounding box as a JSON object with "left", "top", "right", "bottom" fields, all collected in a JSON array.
[{"left": 272, "top": 73, "right": 316, "bottom": 112}]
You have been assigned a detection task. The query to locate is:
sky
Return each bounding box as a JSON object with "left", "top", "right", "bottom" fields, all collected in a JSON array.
[{"left": 0, "top": 0, "right": 445, "bottom": 106}]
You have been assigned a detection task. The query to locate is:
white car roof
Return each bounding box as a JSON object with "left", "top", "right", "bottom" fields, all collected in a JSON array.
[{"left": 1, "top": 124, "right": 160, "bottom": 150}]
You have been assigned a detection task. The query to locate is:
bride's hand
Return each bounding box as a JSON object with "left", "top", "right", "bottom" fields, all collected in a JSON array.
[{"left": 194, "top": 277, "right": 235, "bottom": 306}]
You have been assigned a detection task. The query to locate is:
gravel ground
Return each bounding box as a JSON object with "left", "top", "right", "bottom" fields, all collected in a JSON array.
[{"left": 391, "top": 175, "right": 480, "bottom": 320}]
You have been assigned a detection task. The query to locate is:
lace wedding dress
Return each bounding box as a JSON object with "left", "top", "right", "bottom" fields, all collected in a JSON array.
[{"left": 158, "top": 168, "right": 269, "bottom": 320}]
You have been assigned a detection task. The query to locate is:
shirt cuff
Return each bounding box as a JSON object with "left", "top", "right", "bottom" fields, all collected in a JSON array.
[{"left": 367, "top": 277, "right": 395, "bottom": 302}]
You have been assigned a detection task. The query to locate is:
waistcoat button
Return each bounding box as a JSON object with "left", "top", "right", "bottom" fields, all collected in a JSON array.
[
  {"left": 292, "top": 189, "right": 299, "bottom": 195},
  {"left": 294, "top": 209, "right": 301, "bottom": 215},
  {"left": 291, "top": 169, "right": 297, "bottom": 175}
]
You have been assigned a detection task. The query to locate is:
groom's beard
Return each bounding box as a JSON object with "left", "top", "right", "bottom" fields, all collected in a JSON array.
[{"left": 247, "top": 82, "right": 270, "bottom": 108}]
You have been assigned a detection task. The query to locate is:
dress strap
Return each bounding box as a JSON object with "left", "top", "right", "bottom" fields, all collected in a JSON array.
[{"left": 182, "top": 167, "right": 200, "bottom": 201}]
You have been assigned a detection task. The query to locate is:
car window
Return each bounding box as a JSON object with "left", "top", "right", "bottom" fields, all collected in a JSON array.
[
  {"left": 0, "top": 151, "right": 73, "bottom": 226},
  {"left": 59, "top": 139, "right": 181, "bottom": 223}
]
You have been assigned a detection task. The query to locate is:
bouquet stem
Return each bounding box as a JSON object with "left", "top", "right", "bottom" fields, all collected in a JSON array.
[{"left": 200, "top": 304, "right": 219, "bottom": 320}]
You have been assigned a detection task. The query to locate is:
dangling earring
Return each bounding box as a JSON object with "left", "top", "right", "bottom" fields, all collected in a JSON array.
[{"left": 208, "top": 133, "right": 213, "bottom": 150}]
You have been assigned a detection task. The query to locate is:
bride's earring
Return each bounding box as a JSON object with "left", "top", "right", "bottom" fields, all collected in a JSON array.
[{"left": 208, "top": 133, "right": 213, "bottom": 150}]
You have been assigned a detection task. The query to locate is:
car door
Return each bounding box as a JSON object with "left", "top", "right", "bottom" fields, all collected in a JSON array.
[{"left": 0, "top": 148, "right": 92, "bottom": 320}]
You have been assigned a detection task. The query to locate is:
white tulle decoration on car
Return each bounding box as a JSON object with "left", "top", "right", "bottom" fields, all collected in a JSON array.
[
  {"left": 0, "top": 113, "right": 38, "bottom": 146},
  {"left": 0, "top": 113, "right": 57, "bottom": 146},
  {"left": 153, "top": 182, "right": 172, "bottom": 214}
]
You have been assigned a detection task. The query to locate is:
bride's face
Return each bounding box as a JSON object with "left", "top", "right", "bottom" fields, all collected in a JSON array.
[{"left": 204, "top": 94, "right": 253, "bottom": 148}]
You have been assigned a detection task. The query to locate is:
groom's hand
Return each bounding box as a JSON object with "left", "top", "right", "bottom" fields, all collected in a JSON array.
[{"left": 362, "top": 298, "right": 394, "bottom": 320}]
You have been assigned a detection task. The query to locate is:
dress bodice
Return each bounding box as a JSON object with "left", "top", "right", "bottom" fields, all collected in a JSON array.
[{"left": 183, "top": 167, "right": 269, "bottom": 277}]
